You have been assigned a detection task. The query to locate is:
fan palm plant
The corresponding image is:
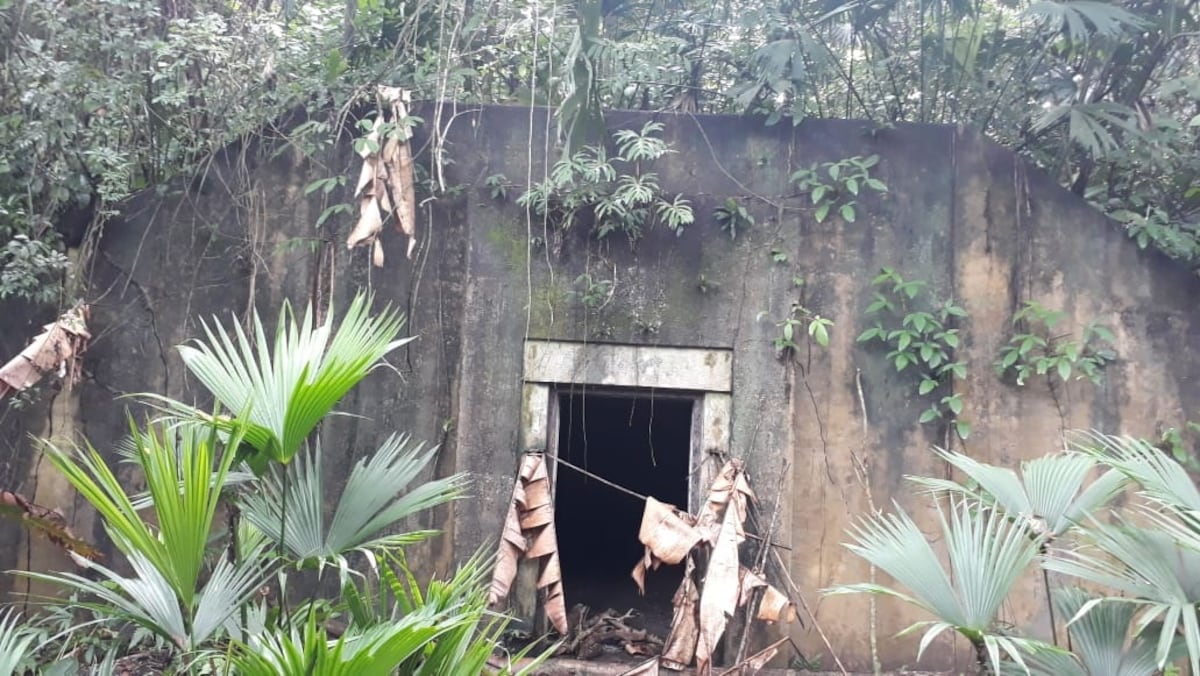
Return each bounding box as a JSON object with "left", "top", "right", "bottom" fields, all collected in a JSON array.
[
  {"left": 1017, "top": 587, "right": 1183, "bottom": 676},
  {"left": 1047, "top": 432, "right": 1200, "bottom": 674},
  {"left": 340, "top": 550, "right": 551, "bottom": 675},
  {"left": 1043, "top": 522, "right": 1200, "bottom": 675},
  {"left": 909, "top": 447, "right": 1125, "bottom": 538},
  {"left": 909, "top": 447, "right": 1127, "bottom": 646},
  {"left": 143, "top": 292, "right": 440, "bottom": 584},
  {"left": 23, "top": 421, "right": 268, "bottom": 651},
  {"left": 144, "top": 291, "right": 410, "bottom": 474},
  {"left": 232, "top": 551, "right": 550, "bottom": 676},
  {"left": 825, "top": 498, "right": 1055, "bottom": 674},
  {"left": 1070, "top": 431, "right": 1200, "bottom": 512},
  {"left": 229, "top": 609, "right": 466, "bottom": 676},
  {"left": 238, "top": 434, "right": 467, "bottom": 578}
]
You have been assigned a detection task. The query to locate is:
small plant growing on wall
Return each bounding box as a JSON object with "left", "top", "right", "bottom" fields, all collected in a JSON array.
[
  {"left": 791, "top": 155, "right": 888, "bottom": 224},
  {"left": 857, "top": 268, "right": 971, "bottom": 440},
  {"left": 994, "top": 301, "right": 1116, "bottom": 386},
  {"left": 773, "top": 303, "right": 833, "bottom": 356},
  {"left": 764, "top": 277, "right": 832, "bottom": 361},
  {"left": 573, "top": 273, "right": 613, "bottom": 309},
  {"left": 1157, "top": 421, "right": 1200, "bottom": 473},
  {"left": 517, "top": 122, "right": 694, "bottom": 240},
  {"left": 714, "top": 197, "right": 754, "bottom": 239},
  {"left": 484, "top": 173, "right": 512, "bottom": 200}
]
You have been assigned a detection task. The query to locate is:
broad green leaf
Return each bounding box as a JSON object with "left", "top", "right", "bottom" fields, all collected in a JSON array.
[{"left": 815, "top": 203, "right": 831, "bottom": 223}]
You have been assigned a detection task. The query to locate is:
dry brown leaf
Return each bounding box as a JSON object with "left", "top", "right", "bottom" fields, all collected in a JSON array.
[
  {"left": 489, "top": 505, "right": 524, "bottom": 604},
  {"left": 371, "top": 239, "right": 385, "bottom": 267},
  {"left": 378, "top": 87, "right": 417, "bottom": 258},
  {"left": 639, "top": 497, "right": 699, "bottom": 565},
  {"left": 756, "top": 583, "right": 796, "bottom": 624},
  {"left": 0, "top": 489, "right": 100, "bottom": 562},
  {"left": 696, "top": 495, "right": 746, "bottom": 675},
  {"left": 695, "top": 459, "right": 755, "bottom": 544},
  {"left": 487, "top": 453, "right": 568, "bottom": 635},
  {"left": 346, "top": 87, "right": 418, "bottom": 266},
  {"left": 661, "top": 554, "right": 701, "bottom": 669},
  {"left": 0, "top": 305, "right": 90, "bottom": 401},
  {"left": 347, "top": 145, "right": 386, "bottom": 268},
  {"left": 630, "top": 497, "right": 702, "bottom": 594},
  {"left": 738, "top": 567, "right": 768, "bottom": 607}
]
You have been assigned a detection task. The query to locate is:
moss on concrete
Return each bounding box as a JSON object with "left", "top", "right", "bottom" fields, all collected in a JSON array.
[{"left": 485, "top": 221, "right": 529, "bottom": 274}]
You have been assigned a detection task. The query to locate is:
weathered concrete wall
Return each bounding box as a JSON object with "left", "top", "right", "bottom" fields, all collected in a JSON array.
[{"left": 1, "top": 104, "right": 1197, "bottom": 671}]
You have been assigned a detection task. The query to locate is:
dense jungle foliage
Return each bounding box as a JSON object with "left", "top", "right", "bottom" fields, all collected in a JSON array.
[{"left": 0, "top": 0, "right": 1198, "bottom": 308}]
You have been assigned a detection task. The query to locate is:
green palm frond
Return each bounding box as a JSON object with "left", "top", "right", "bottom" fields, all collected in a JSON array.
[
  {"left": 31, "top": 419, "right": 267, "bottom": 651},
  {"left": 239, "top": 434, "right": 467, "bottom": 576},
  {"left": 24, "top": 544, "right": 268, "bottom": 651},
  {"left": 145, "top": 291, "right": 409, "bottom": 472},
  {"left": 231, "top": 607, "right": 466, "bottom": 676},
  {"left": 1023, "top": 1, "right": 1147, "bottom": 42},
  {"left": 340, "top": 550, "right": 554, "bottom": 676},
  {"left": 0, "top": 607, "right": 37, "bottom": 676},
  {"left": 1050, "top": 587, "right": 1180, "bottom": 676},
  {"left": 909, "top": 447, "right": 1125, "bottom": 536},
  {"left": 1070, "top": 431, "right": 1200, "bottom": 511},
  {"left": 44, "top": 420, "right": 239, "bottom": 612},
  {"left": 1043, "top": 522, "right": 1200, "bottom": 674},
  {"left": 1032, "top": 102, "right": 1138, "bottom": 158},
  {"left": 825, "top": 499, "right": 1049, "bottom": 673}
]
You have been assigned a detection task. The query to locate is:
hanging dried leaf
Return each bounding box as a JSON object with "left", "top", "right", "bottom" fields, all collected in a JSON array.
[
  {"left": 0, "top": 489, "right": 100, "bottom": 562},
  {"left": 628, "top": 460, "right": 795, "bottom": 672},
  {"left": 757, "top": 582, "right": 796, "bottom": 624},
  {"left": 347, "top": 127, "right": 386, "bottom": 268},
  {"left": 0, "top": 305, "right": 90, "bottom": 401},
  {"left": 378, "top": 87, "right": 417, "bottom": 258},
  {"left": 488, "top": 453, "right": 568, "bottom": 635},
  {"left": 737, "top": 567, "right": 794, "bottom": 623},
  {"left": 738, "top": 567, "right": 768, "bottom": 606},
  {"left": 695, "top": 459, "right": 755, "bottom": 544},
  {"left": 631, "top": 497, "right": 701, "bottom": 594},
  {"left": 696, "top": 495, "right": 745, "bottom": 675},
  {"left": 661, "top": 553, "right": 701, "bottom": 669},
  {"left": 346, "top": 87, "right": 418, "bottom": 266}
]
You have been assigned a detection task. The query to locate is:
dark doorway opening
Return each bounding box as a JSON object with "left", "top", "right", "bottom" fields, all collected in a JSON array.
[{"left": 554, "top": 390, "right": 693, "bottom": 637}]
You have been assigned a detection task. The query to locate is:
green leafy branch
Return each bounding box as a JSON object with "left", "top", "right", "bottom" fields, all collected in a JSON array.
[
  {"left": 995, "top": 301, "right": 1116, "bottom": 387},
  {"left": 791, "top": 155, "right": 888, "bottom": 224},
  {"left": 857, "top": 268, "right": 971, "bottom": 440}
]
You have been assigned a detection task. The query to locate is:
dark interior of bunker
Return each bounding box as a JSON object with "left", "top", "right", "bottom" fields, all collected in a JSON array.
[{"left": 554, "top": 389, "right": 693, "bottom": 637}]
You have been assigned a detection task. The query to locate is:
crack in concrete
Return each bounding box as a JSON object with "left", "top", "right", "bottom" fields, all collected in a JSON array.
[{"left": 102, "top": 251, "right": 171, "bottom": 394}]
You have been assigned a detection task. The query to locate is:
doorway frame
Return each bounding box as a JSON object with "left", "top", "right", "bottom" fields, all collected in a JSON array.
[{"left": 521, "top": 339, "right": 734, "bottom": 517}]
